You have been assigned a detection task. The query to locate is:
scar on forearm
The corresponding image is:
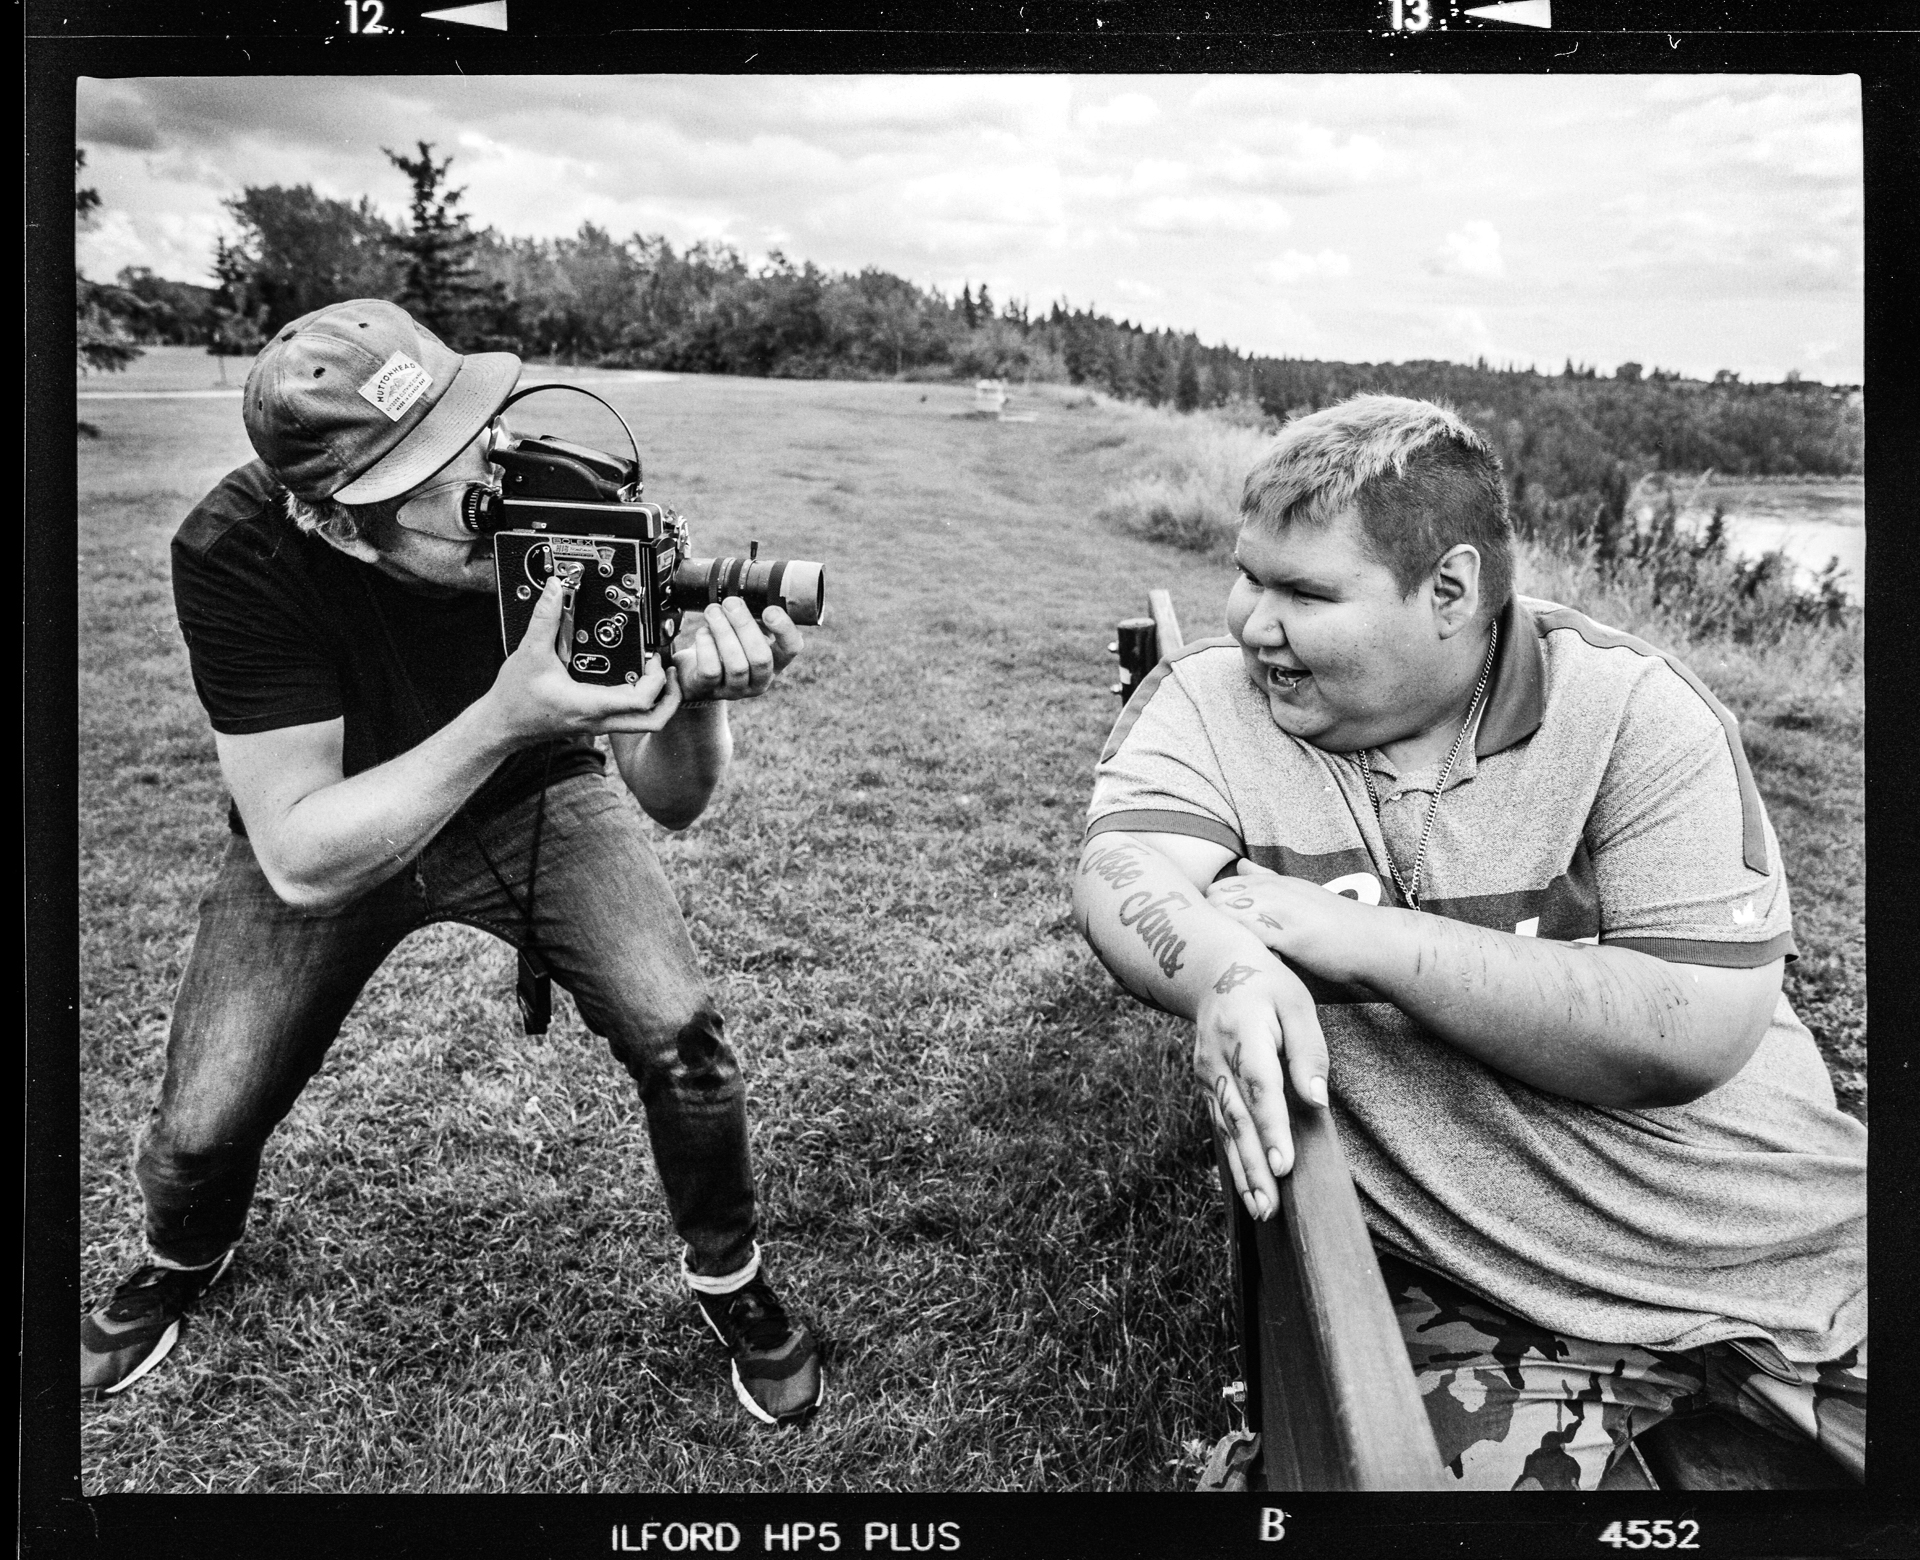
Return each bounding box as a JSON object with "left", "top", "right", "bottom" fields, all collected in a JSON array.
[
  {"left": 1117, "top": 888, "right": 1190, "bottom": 979},
  {"left": 1214, "top": 962, "right": 1257, "bottom": 996}
]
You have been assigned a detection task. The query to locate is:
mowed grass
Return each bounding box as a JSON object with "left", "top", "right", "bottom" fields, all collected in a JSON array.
[{"left": 78, "top": 354, "right": 1864, "bottom": 1491}]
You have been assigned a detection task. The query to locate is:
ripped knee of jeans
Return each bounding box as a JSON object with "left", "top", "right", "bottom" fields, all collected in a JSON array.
[{"left": 612, "top": 1000, "right": 738, "bottom": 1090}]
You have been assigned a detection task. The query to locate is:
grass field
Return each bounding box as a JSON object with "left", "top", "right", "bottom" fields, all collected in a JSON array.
[{"left": 77, "top": 351, "right": 1865, "bottom": 1491}]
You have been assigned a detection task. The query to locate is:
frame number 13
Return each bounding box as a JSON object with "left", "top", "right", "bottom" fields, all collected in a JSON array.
[
  {"left": 1598, "top": 1521, "right": 1701, "bottom": 1551},
  {"left": 1388, "top": 0, "right": 1434, "bottom": 29}
]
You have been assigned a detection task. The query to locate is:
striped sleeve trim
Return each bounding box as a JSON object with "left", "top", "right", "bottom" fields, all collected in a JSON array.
[
  {"left": 1603, "top": 930, "right": 1797, "bottom": 967},
  {"left": 1084, "top": 809, "right": 1246, "bottom": 855},
  {"left": 1532, "top": 605, "right": 1770, "bottom": 876},
  {"left": 1098, "top": 635, "right": 1239, "bottom": 765}
]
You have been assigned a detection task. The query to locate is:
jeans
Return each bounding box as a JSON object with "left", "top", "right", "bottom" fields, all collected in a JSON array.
[{"left": 133, "top": 772, "right": 757, "bottom": 1279}]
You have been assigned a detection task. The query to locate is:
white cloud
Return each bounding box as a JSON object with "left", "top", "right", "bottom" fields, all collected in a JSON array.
[
  {"left": 1077, "top": 92, "right": 1160, "bottom": 132},
  {"left": 1260, "top": 249, "right": 1353, "bottom": 285},
  {"left": 1226, "top": 124, "right": 1390, "bottom": 192},
  {"left": 1126, "top": 158, "right": 1191, "bottom": 195},
  {"left": 1655, "top": 83, "right": 1861, "bottom": 185},
  {"left": 1598, "top": 205, "right": 1861, "bottom": 296},
  {"left": 899, "top": 162, "right": 1063, "bottom": 231},
  {"left": 1431, "top": 220, "right": 1505, "bottom": 279},
  {"left": 1430, "top": 306, "right": 1497, "bottom": 360},
  {"left": 1185, "top": 75, "right": 1468, "bottom": 131},
  {"left": 1134, "top": 194, "right": 1290, "bottom": 235},
  {"left": 77, "top": 206, "right": 230, "bottom": 284},
  {"left": 787, "top": 75, "right": 1075, "bottom": 143},
  {"left": 1113, "top": 278, "right": 1164, "bottom": 301}
]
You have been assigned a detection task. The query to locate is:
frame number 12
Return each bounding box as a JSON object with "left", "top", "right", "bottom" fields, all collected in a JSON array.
[{"left": 344, "top": 1, "right": 390, "bottom": 32}]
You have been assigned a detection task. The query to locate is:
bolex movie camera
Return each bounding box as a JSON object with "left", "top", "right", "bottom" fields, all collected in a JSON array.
[{"left": 461, "top": 384, "right": 826, "bottom": 681}]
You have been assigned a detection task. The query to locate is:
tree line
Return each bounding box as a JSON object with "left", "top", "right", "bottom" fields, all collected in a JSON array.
[{"left": 81, "top": 143, "right": 1863, "bottom": 549}]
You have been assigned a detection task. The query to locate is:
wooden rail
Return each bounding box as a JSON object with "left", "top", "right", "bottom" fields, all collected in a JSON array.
[{"left": 1222, "top": 1109, "right": 1447, "bottom": 1490}]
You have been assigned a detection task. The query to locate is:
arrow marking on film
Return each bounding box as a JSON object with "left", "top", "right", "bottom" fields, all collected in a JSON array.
[
  {"left": 422, "top": 1, "right": 508, "bottom": 30},
  {"left": 1463, "top": 0, "right": 1551, "bottom": 26}
]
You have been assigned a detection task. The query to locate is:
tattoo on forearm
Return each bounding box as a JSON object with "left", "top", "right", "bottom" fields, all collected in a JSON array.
[
  {"left": 1116, "top": 889, "right": 1191, "bottom": 978},
  {"left": 1081, "top": 841, "right": 1147, "bottom": 891},
  {"left": 1214, "top": 962, "right": 1257, "bottom": 996},
  {"left": 1228, "top": 1040, "right": 1245, "bottom": 1079},
  {"left": 1242, "top": 1075, "right": 1262, "bottom": 1105}
]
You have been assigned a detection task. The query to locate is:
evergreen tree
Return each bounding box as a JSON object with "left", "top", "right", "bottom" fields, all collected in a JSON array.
[
  {"left": 1175, "top": 338, "right": 1201, "bottom": 413},
  {"left": 960, "top": 283, "right": 976, "bottom": 329},
  {"left": 1137, "top": 330, "right": 1169, "bottom": 406},
  {"left": 206, "top": 234, "right": 269, "bottom": 381},
  {"left": 75, "top": 149, "right": 142, "bottom": 376},
  {"left": 384, "top": 141, "right": 483, "bottom": 345}
]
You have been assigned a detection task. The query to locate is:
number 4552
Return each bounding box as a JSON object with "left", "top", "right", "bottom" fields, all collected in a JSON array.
[{"left": 1599, "top": 1520, "right": 1700, "bottom": 1550}]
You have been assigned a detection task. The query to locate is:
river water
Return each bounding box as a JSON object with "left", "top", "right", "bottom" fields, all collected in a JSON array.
[{"left": 1637, "top": 479, "right": 1865, "bottom": 603}]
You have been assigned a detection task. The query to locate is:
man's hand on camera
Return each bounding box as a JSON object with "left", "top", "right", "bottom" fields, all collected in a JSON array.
[
  {"left": 672, "top": 599, "right": 802, "bottom": 705},
  {"left": 486, "top": 572, "right": 684, "bottom": 744}
]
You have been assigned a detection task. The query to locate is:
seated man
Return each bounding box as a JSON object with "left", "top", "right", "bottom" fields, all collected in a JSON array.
[
  {"left": 82, "top": 299, "right": 821, "bottom": 1425},
  {"left": 1073, "top": 395, "right": 1865, "bottom": 1490}
]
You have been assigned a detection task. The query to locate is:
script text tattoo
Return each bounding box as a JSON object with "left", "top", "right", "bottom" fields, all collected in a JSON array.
[
  {"left": 1080, "top": 840, "right": 1149, "bottom": 893},
  {"left": 1116, "top": 889, "right": 1191, "bottom": 978}
]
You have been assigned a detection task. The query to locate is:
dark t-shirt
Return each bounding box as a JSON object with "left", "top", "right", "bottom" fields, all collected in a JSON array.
[{"left": 171, "top": 459, "right": 604, "bottom": 835}]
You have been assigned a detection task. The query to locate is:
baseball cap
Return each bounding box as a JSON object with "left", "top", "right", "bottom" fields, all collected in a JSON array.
[{"left": 242, "top": 298, "right": 521, "bottom": 505}]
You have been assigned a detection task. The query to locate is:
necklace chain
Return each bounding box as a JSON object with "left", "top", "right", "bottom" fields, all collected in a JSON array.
[{"left": 1358, "top": 621, "right": 1499, "bottom": 913}]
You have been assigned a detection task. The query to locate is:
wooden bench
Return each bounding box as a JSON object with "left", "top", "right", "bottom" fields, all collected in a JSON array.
[{"left": 1105, "top": 593, "right": 1851, "bottom": 1494}]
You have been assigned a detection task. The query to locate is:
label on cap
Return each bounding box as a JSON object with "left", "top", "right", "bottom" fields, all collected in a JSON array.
[{"left": 357, "top": 351, "right": 433, "bottom": 422}]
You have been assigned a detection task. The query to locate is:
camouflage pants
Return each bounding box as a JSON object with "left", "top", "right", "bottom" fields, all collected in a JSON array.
[{"left": 1379, "top": 1253, "right": 1866, "bottom": 1491}]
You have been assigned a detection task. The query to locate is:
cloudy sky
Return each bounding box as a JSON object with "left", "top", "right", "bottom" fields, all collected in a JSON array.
[{"left": 75, "top": 73, "right": 1863, "bottom": 384}]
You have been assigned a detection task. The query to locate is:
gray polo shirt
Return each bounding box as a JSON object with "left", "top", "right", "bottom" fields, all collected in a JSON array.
[{"left": 1087, "top": 594, "right": 1865, "bottom": 1366}]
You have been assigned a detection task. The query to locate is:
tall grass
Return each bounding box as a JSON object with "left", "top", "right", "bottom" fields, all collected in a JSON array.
[{"left": 1092, "top": 407, "right": 1270, "bottom": 555}]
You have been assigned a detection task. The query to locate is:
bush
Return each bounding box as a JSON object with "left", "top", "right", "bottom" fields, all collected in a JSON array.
[{"left": 1095, "top": 410, "right": 1272, "bottom": 555}]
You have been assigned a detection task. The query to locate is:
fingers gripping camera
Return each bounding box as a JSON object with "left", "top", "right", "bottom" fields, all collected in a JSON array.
[{"left": 469, "top": 386, "right": 825, "bottom": 687}]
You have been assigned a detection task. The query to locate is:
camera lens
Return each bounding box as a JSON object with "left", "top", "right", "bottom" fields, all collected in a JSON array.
[{"left": 673, "top": 555, "right": 825, "bottom": 626}]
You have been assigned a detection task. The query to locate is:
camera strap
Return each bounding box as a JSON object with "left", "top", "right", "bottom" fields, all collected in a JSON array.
[{"left": 359, "top": 571, "right": 554, "bottom": 1035}]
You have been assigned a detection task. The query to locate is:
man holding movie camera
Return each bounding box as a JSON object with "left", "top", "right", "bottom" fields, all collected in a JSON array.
[
  {"left": 82, "top": 299, "right": 823, "bottom": 1425},
  {"left": 1075, "top": 395, "right": 1865, "bottom": 1488}
]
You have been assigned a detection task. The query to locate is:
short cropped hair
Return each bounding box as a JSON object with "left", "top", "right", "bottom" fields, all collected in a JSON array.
[
  {"left": 1241, "top": 394, "right": 1513, "bottom": 618},
  {"left": 284, "top": 489, "right": 402, "bottom": 554}
]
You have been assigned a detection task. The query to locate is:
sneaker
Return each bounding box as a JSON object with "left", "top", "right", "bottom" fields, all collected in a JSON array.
[
  {"left": 693, "top": 1274, "right": 822, "bottom": 1424},
  {"left": 80, "top": 1250, "right": 234, "bottom": 1397}
]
